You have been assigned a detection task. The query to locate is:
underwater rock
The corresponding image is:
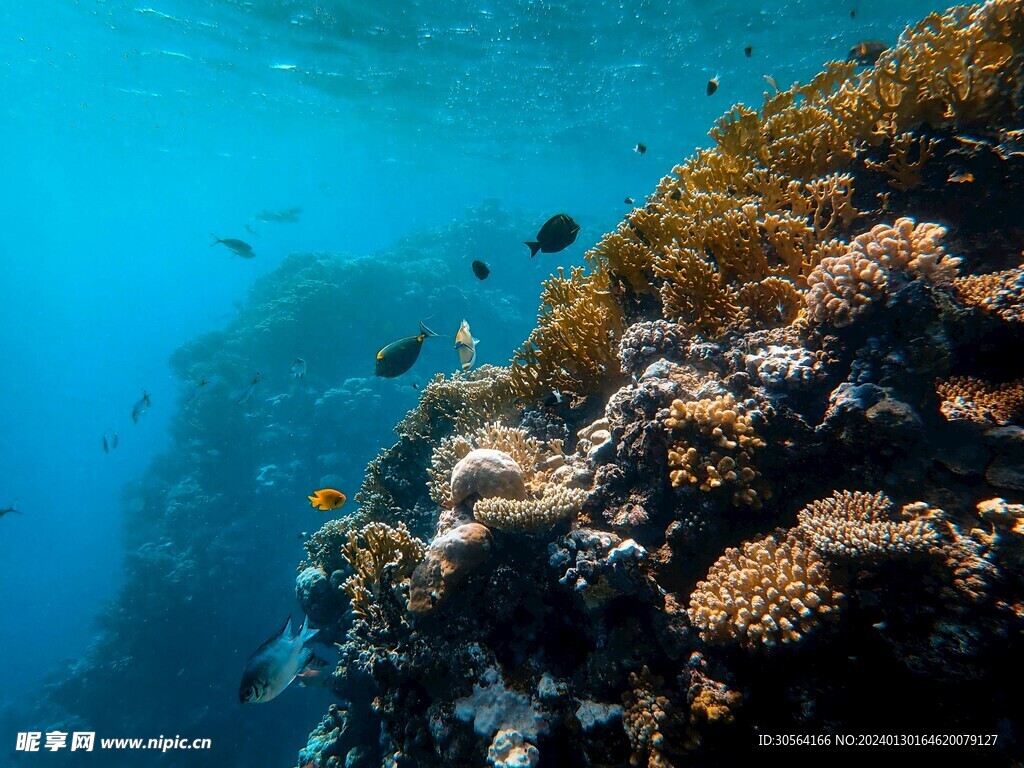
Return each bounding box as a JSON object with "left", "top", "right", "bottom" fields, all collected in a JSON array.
[
  {"left": 453, "top": 667, "right": 548, "bottom": 741},
  {"left": 450, "top": 449, "right": 527, "bottom": 506},
  {"left": 487, "top": 728, "right": 539, "bottom": 768},
  {"left": 408, "top": 522, "right": 492, "bottom": 614},
  {"left": 296, "top": 566, "right": 336, "bottom": 624}
]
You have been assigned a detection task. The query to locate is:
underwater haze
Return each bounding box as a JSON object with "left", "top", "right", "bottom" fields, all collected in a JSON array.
[{"left": 0, "top": 0, "right": 981, "bottom": 766}]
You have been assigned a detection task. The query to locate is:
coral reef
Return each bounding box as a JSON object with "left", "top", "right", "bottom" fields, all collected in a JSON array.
[{"left": 283, "top": 4, "right": 1024, "bottom": 767}]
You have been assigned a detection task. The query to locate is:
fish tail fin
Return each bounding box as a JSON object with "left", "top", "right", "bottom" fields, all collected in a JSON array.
[
  {"left": 418, "top": 320, "right": 439, "bottom": 338},
  {"left": 210, "top": 234, "right": 222, "bottom": 246},
  {"left": 525, "top": 241, "right": 541, "bottom": 258},
  {"left": 298, "top": 615, "right": 319, "bottom": 644}
]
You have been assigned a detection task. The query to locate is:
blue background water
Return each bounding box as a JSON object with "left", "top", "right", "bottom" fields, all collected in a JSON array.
[{"left": 0, "top": 0, "right": 951, "bottom": 761}]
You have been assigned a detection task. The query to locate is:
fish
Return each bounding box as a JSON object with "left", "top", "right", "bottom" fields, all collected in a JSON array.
[
  {"left": 0, "top": 501, "right": 21, "bottom": 519},
  {"left": 112, "top": 431, "right": 119, "bottom": 450},
  {"left": 454, "top": 319, "right": 479, "bottom": 372},
  {"left": 525, "top": 214, "right": 580, "bottom": 257},
  {"left": 375, "top": 321, "right": 439, "bottom": 378},
  {"left": 291, "top": 358, "right": 307, "bottom": 379},
  {"left": 543, "top": 389, "right": 565, "bottom": 407},
  {"left": 103, "top": 435, "right": 110, "bottom": 454},
  {"left": 131, "top": 391, "right": 151, "bottom": 424},
  {"left": 624, "top": 197, "right": 634, "bottom": 205},
  {"left": 308, "top": 488, "right": 346, "bottom": 511},
  {"left": 210, "top": 234, "right": 255, "bottom": 258},
  {"left": 846, "top": 40, "right": 888, "bottom": 66},
  {"left": 471, "top": 260, "right": 490, "bottom": 280},
  {"left": 239, "top": 616, "right": 319, "bottom": 704},
  {"left": 744, "top": 45, "right": 752, "bottom": 58},
  {"left": 948, "top": 171, "right": 974, "bottom": 183},
  {"left": 850, "top": 8, "right": 857, "bottom": 18},
  {"left": 254, "top": 207, "right": 302, "bottom": 224},
  {"left": 706, "top": 75, "right": 719, "bottom": 96},
  {"left": 634, "top": 143, "right": 646, "bottom": 155},
  {"left": 237, "top": 371, "right": 262, "bottom": 405}
]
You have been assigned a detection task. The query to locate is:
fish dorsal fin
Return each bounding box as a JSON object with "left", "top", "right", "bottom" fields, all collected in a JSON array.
[
  {"left": 298, "top": 615, "right": 319, "bottom": 644},
  {"left": 279, "top": 616, "right": 293, "bottom": 639}
]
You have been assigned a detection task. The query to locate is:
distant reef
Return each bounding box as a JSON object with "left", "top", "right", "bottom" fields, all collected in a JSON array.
[{"left": 292, "top": 3, "right": 1024, "bottom": 767}]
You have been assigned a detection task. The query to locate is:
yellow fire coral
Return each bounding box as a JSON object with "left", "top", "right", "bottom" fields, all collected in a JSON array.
[
  {"left": 688, "top": 533, "right": 842, "bottom": 651},
  {"left": 805, "top": 218, "right": 960, "bottom": 327},
  {"left": 340, "top": 522, "right": 426, "bottom": 621},
  {"left": 953, "top": 266, "right": 1024, "bottom": 323},
  {"left": 936, "top": 375, "right": 1024, "bottom": 426},
  {"left": 664, "top": 393, "right": 766, "bottom": 508},
  {"left": 622, "top": 667, "right": 680, "bottom": 768},
  {"left": 473, "top": 484, "right": 588, "bottom": 533},
  {"left": 509, "top": 263, "right": 624, "bottom": 399},
  {"left": 796, "top": 490, "right": 941, "bottom": 559},
  {"left": 864, "top": 132, "right": 940, "bottom": 191}
]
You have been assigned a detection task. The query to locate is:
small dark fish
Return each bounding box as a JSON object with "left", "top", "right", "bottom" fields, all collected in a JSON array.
[
  {"left": 131, "top": 391, "right": 151, "bottom": 424},
  {"left": 847, "top": 40, "right": 888, "bottom": 66},
  {"left": 412, "top": 383, "right": 419, "bottom": 390},
  {"left": 525, "top": 214, "right": 580, "bottom": 257},
  {"left": 237, "top": 371, "right": 262, "bottom": 405},
  {"left": 634, "top": 143, "right": 646, "bottom": 156},
  {"left": 471, "top": 260, "right": 490, "bottom": 280},
  {"left": 744, "top": 45, "right": 752, "bottom": 58},
  {"left": 850, "top": 8, "right": 857, "bottom": 18},
  {"left": 0, "top": 501, "right": 21, "bottom": 519},
  {"left": 239, "top": 616, "right": 319, "bottom": 704},
  {"left": 210, "top": 234, "right": 255, "bottom": 258},
  {"left": 624, "top": 197, "right": 635, "bottom": 205},
  {"left": 543, "top": 389, "right": 565, "bottom": 407},
  {"left": 291, "top": 358, "right": 306, "bottom": 379},
  {"left": 375, "top": 321, "right": 439, "bottom": 378},
  {"left": 103, "top": 435, "right": 110, "bottom": 454},
  {"left": 254, "top": 207, "right": 302, "bottom": 224},
  {"left": 706, "top": 75, "right": 719, "bottom": 96}
]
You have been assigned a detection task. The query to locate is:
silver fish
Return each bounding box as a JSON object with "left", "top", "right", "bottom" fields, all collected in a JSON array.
[
  {"left": 239, "top": 615, "right": 318, "bottom": 703},
  {"left": 291, "top": 358, "right": 306, "bottom": 379},
  {"left": 131, "top": 391, "right": 151, "bottom": 424},
  {"left": 237, "top": 371, "right": 262, "bottom": 405},
  {"left": 454, "top": 319, "right": 478, "bottom": 371}
]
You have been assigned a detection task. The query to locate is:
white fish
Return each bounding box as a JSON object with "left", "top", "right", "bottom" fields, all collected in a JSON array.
[
  {"left": 291, "top": 358, "right": 306, "bottom": 379},
  {"left": 239, "top": 615, "right": 319, "bottom": 703},
  {"left": 454, "top": 319, "right": 479, "bottom": 371}
]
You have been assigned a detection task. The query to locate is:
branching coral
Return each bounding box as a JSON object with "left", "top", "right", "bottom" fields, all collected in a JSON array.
[
  {"left": 688, "top": 533, "right": 842, "bottom": 650},
  {"left": 622, "top": 667, "right": 681, "bottom": 768},
  {"left": 953, "top": 266, "right": 1024, "bottom": 323},
  {"left": 664, "top": 393, "right": 766, "bottom": 508},
  {"left": 805, "top": 218, "right": 960, "bottom": 327},
  {"left": 864, "top": 132, "right": 940, "bottom": 190},
  {"left": 936, "top": 375, "right": 1024, "bottom": 426},
  {"left": 509, "top": 264, "right": 624, "bottom": 399},
  {"left": 796, "top": 490, "right": 941, "bottom": 559},
  {"left": 474, "top": 484, "right": 588, "bottom": 533},
  {"left": 340, "top": 522, "right": 426, "bottom": 620}
]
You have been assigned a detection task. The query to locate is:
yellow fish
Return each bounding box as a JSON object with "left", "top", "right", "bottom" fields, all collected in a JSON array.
[{"left": 308, "top": 488, "right": 346, "bottom": 511}]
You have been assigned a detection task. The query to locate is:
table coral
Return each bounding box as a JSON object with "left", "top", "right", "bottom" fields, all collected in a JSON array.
[
  {"left": 936, "top": 375, "right": 1024, "bottom": 426},
  {"left": 664, "top": 392, "right": 766, "bottom": 507},
  {"left": 796, "top": 490, "right": 941, "bottom": 559},
  {"left": 953, "top": 266, "right": 1024, "bottom": 323},
  {"left": 688, "top": 533, "right": 842, "bottom": 650}
]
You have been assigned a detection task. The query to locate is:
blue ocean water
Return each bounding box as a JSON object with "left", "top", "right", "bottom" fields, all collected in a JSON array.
[{"left": 0, "top": 0, "right": 954, "bottom": 764}]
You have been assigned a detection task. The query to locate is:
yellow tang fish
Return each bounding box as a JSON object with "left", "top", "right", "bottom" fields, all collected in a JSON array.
[
  {"left": 454, "top": 319, "right": 479, "bottom": 371},
  {"left": 308, "top": 488, "right": 346, "bottom": 511}
]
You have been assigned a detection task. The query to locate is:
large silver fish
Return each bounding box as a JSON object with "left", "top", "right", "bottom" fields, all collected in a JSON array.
[{"left": 239, "top": 615, "right": 318, "bottom": 704}]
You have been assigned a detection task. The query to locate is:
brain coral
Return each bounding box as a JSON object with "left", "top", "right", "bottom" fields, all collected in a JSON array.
[
  {"left": 805, "top": 218, "right": 960, "bottom": 327},
  {"left": 796, "top": 490, "right": 941, "bottom": 559},
  {"left": 450, "top": 449, "right": 528, "bottom": 507},
  {"left": 688, "top": 533, "right": 842, "bottom": 650}
]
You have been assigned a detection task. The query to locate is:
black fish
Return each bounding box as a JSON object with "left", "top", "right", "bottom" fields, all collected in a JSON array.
[
  {"left": 210, "top": 234, "right": 255, "bottom": 258},
  {"left": 707, "top": 75, "right": 719, "bottom": 96},
  {"left": 375, "top": 321, "right": 439, "bottom": 378},
  {"left": 131, "top": 391, "right": 151, "bottom": 424},
  {"left": 634, "top": 143, "right": 646, "bottom": 155},
  {"left": 744, "top": 45, "right": 753, "bottom": 58},
  {"left": 103, "top": 435, "right": 109, "bottom": 454},
  {"left": 847, "top": 40, "right": 887, "bottom": 66},
  {"left": 624, "top": 197, "right": 635, "bottom": 205},
  {"left": 525, "top": 214, "right": 580, "bottom": 258},
  {"left": 472, "top": 260, "right": 490, "bottom": 280}
]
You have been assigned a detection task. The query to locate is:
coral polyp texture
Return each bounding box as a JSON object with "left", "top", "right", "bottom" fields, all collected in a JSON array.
[
  {"left": 280, "top": 3, "right": 1024, "bottom": 766},
  {"left": 687, "top": 533, "right": 842, "bottom": 650}
]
